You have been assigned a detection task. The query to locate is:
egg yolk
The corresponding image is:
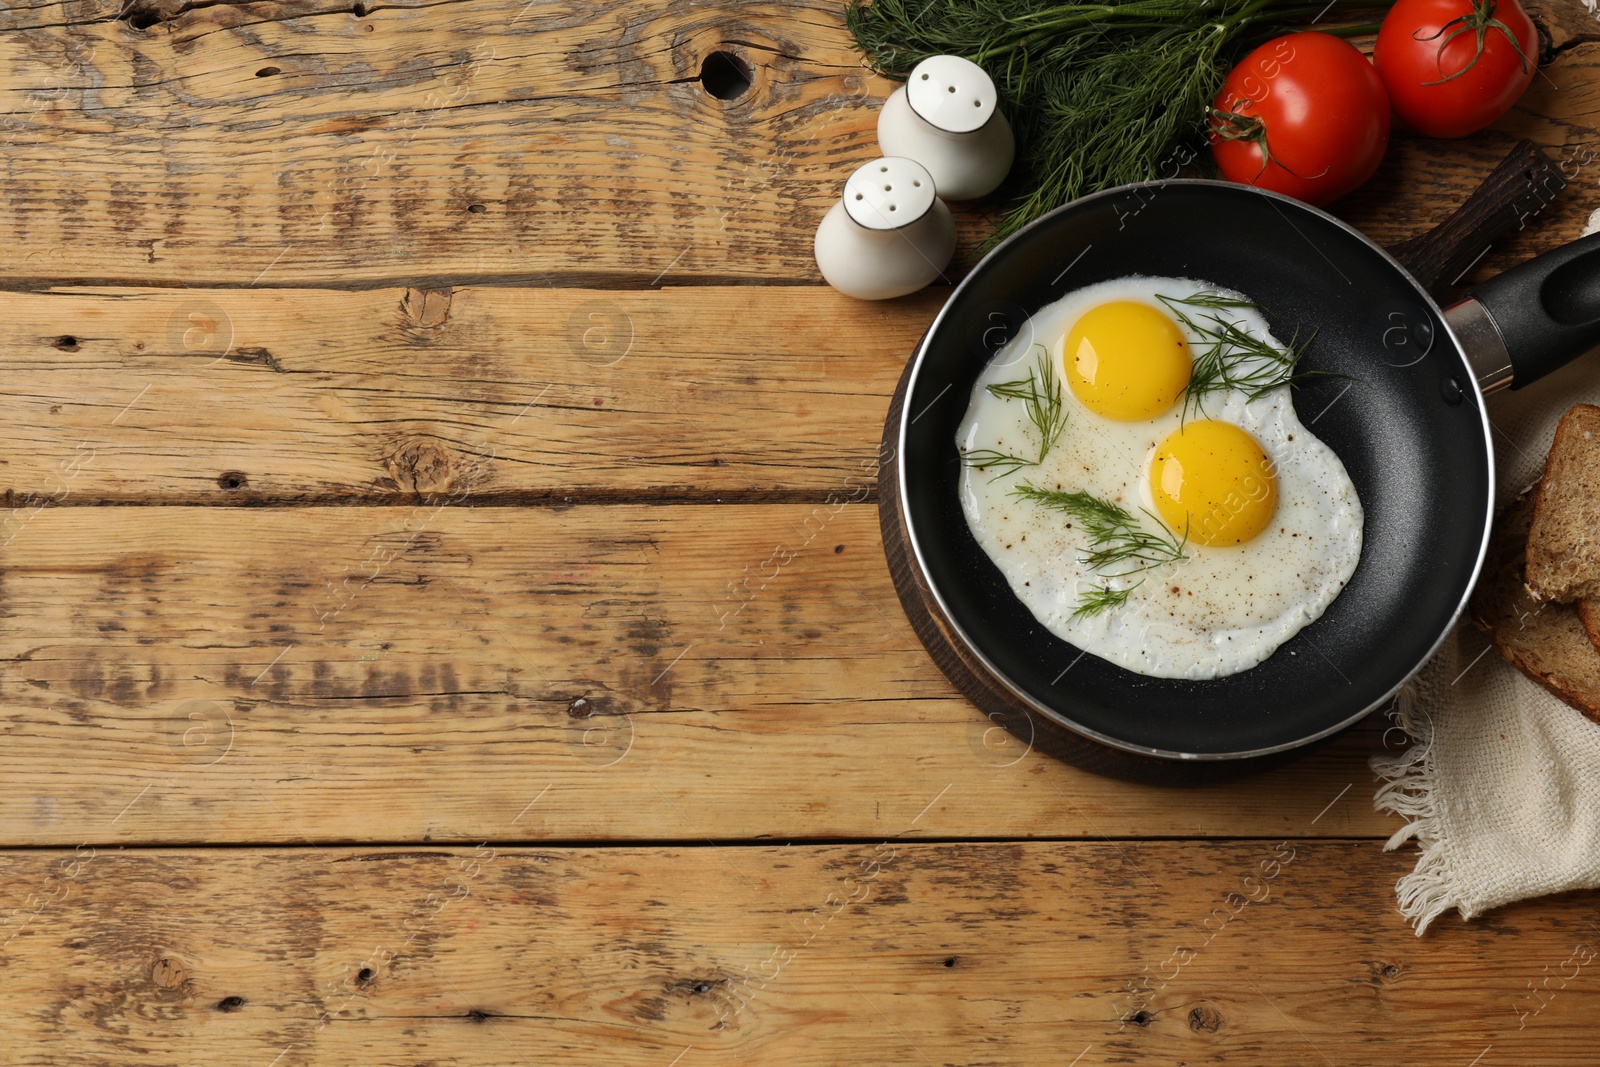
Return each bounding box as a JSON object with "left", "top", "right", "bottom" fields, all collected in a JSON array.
[
  {"left": 1148, "top": 420, "right": 1278, "bottom": 547},
  {"left": 1063, "top": 301, "right": 1191, "bottom": 421}
]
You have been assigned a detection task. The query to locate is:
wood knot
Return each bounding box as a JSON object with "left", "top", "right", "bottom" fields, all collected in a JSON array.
[
  {"left": 386, "top": 439, "right": 459, "bottom": 495},
  {"left": 119, "top": 0, "right": 167, "bottom": 29},
  {"left": 1369, "top": 960, "right": 1404, "bottom": 984},
  {"left": 216, "top": 996, "right": 246, "bottom": 1012},
  {"left": 699, "top": 50, "right": 754, "bottom": 101},
  {"left": 401, "top": 287, "right": 453, "bottom": 329},
  {"left": 150, "top": 957, "right": 188, "bottom": 989},
  {"left": 665, "top": 975, "right": 725, "bottom": 999},
  {"left": 1187, "top": 1005, "right": 1222, "bottom": 1032}
]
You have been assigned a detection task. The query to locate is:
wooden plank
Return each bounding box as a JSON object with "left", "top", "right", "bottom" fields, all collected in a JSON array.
[
  {"left": 0, "top": 285, "right": 939, "bottom": 501},
  {"left": 7, "top": 147, "right": 1598, "bottom": 508},
  {"left": 0, "top": 504, "right": 1400, "bottom": 845},
  {"left": 0, "top": 0, "right": 926, "bottom": 286},
  {"left": 0, "top": 0, "right": 1592, "bottom": 287},
  {"left": 0, "top": 841, "right": 1596, "bottom": 1064}
]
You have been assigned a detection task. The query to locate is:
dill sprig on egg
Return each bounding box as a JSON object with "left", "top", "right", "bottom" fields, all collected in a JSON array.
[
  {"left": 1011, "top": 486, "right": 1188, "bottom": 571},
  {"left": 1156, "top": 291, "right": 1329, "bottom": 420},
  {"left": 960, "top": 346, "right": 1067, "bottom": 479},
  {"left": 1072, "top": 581, "right": 1141, "bottom": 619},
  {"left": 1010, "top": 485, "right": 1188, "bottom": 616}
]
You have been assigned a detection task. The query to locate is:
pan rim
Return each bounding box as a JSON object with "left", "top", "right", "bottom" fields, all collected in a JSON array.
[{"left": 895, "top": 177, "right": 1496, "bottom": 761}]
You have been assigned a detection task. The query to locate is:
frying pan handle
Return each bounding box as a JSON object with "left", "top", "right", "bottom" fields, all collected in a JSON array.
[
  {"left": 1390, "top": 140, "right": 1566, "bottom": 300},
  {"left": 1454, "top": 232, "right": 1600, "bottom": 391}
]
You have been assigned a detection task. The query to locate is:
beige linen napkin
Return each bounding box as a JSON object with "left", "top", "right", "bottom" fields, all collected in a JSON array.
[{"left": 1372, "top": 267, "right": 1600, "bottom": 932}]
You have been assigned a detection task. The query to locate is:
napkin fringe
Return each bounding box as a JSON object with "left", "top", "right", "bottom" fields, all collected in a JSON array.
[{"left": 1371, "top": 684, "right": 1463, "bottom": 935}]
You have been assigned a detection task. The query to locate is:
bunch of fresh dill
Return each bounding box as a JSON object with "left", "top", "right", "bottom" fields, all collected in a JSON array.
[{"left": 845, "top": 0, "right": 1388, "bottom": 245}]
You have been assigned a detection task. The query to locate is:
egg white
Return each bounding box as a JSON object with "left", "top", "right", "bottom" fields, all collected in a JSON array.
[{"left": 955, "top": 275, "right": 1364, "bottom": 680}]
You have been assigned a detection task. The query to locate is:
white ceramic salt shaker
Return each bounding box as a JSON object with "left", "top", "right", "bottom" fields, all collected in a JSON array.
[
  {"left": 877, "top": 55, "right": 1014, "bottom": 201},
  {"left": 814, "top": 156, "right": 956, "bottom": 301}
]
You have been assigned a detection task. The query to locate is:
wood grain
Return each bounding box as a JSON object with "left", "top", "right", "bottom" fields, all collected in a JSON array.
[
  {"left": 1, "top": 842, "right": 1596, "bottom": 1064},
  {"left": 0, "top": 504, "right": 1402, "bottom": 845},
  {"left": 0, "top": 0, "right": 1593, "bottom": 288},
  {"left": 2, "top": 0, "right": 1597, "bottom": 1058},
  {"left": 0, "top": 0, "right": 914, "bottom": 286},
  {"left": 0, "top": 285, "right": 939, "bottom": 502}
]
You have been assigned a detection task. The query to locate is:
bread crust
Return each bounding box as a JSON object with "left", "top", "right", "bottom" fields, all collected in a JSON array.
[
  {"left": 1470, "top": 483, "right": 1600, "bottom": 723},
  {"left": 1526, "top": 403, "right": 1600, "bottom": 603},
  {"left": 1579, "top": 599, "right": 1600, "bottom": 656}
]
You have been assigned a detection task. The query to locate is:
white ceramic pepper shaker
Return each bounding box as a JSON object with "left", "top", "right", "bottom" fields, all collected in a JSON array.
[
  {"left": 814, "top": 156, "right": 956, "bottom": 301},
  {"left": 877, "top": 54, "right": 1014, "bottom": 201}
]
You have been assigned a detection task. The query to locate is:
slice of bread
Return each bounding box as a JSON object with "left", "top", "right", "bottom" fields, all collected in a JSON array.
[
  {"left": 1579, "top": 599, "right": 1600, "bottom": 654},
  {"left": 1526, "top": 404, "right": 1600, "bottom": 603},
  {"left": 1470, "top": 483, "right": 1600, "bottom": 723}
]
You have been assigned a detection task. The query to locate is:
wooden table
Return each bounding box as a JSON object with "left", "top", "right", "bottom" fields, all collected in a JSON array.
[{"left": 2, "top": 0, "right": 1599, "bottom": 1061}]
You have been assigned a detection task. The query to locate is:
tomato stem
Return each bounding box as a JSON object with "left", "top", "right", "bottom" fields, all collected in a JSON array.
[
  {"left": 1411, "top": 0, "right": 1531, "bottom": 85},
  {"left": 1207, "top": 107, "right": 1331, "bottom": 183}
]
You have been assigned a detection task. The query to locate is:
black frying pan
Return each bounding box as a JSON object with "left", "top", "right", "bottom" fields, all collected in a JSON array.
[{"left": 880, "top": 159, "right": 1600, "bottom": 783}]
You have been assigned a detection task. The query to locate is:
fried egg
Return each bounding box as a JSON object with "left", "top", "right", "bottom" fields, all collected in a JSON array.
[{"left": 955, "top": 275, "right": 1363, "bottom": 680}]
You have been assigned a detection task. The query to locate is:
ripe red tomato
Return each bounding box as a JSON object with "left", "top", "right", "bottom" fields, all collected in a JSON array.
[
  {"left": 1209, "top": 33, "right": 1391, "bottom": 207},
  {"left": 1374, "top": 0, "right": 1538, "bottom": 138}
]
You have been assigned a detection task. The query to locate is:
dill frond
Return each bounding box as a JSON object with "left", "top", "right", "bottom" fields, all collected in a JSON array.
[
  {"left": 1157, "top": 290, "right": 1256, "bottom": 312},
  {"left": 1072, "top": 580, "right": 1141, "bottom": 619},
  {"left": 1010, "top": 485, "right": 1188, "bottom": 574},
  {"left": 961, "top": 346, "right": 1067, "bottom": 479},
  {"left": 1157, "top": 291, "right": 1334, "bottom": 420},
  {"left": 987, "top": 346, "right": 1068, "bottom": 461},
  {"left": 960, "top": 449, "right": 1040, "bottom": 477}
]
